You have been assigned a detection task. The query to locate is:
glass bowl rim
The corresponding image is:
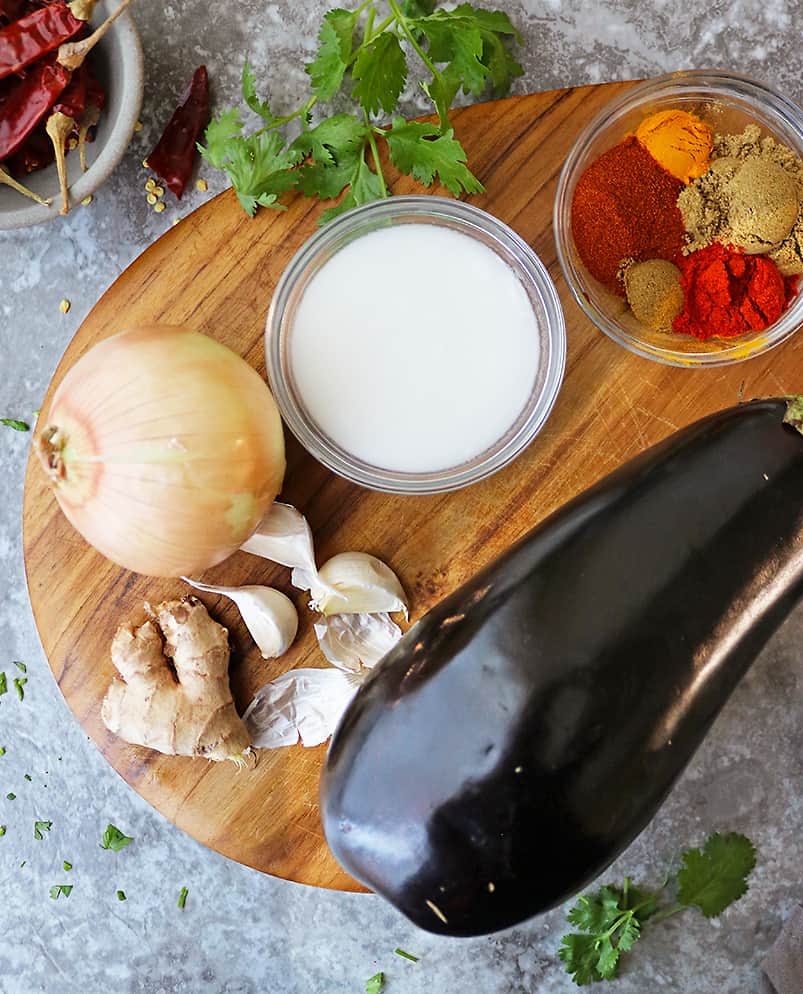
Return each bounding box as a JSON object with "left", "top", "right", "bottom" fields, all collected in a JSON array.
[
  {"left": 265, "top": 194, "right": 567, "bottom": 494},
  {"left": 553, "top": 69, "right": 803, "bottom": 368}
]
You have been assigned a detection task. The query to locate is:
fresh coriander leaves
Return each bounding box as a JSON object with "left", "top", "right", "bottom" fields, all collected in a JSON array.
[
  {"left": 0, "top": 672, "right": 6, "bottom": 696},
  {"left": 100, "top": 824, "right": 133, "bottom": 852},
  {"left": 352, "top": 33, "right": 407, "bottom": 115},
  {"left": 13, "top": 662, "right": 26, "bottom": 673},
  {"left": 676, "top": 832, "right": 756, "bottom": 917},
  {"left": 365, "top": 972, "right": 385, "bottom": 993},
  {"left": 117, "top": 890, "right": 126, "bottom": 901},
  {"left": 13, "top": 677, "right": 26, "bottom": 701},
  {"left": 307, "top": 8, "right": 360, "bottom": 102},
  {"left": 34, "top": 820, "right": 53, "bottom": 840},
  {"left": 386, "top": 117, "right": 484, "bottom": 195},
  {"left": 560, "top": 833, "right": 756, "bottom": 986},
  {"left": 1, "top": 419, "right": 30, "bottom": 431},
  {"left": 200, "top": 0, "right": 521, "bottom": 221},
  {"left": 49, "top": 884, "right": 73, "bottom": 899}
]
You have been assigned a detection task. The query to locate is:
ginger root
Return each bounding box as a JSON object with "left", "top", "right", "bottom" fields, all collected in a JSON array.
[{"left": 102, "top": 597, "right": 251, "bottom": 763}]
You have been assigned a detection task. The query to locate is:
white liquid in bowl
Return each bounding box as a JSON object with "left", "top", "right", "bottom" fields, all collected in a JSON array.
[{"left": 289, "top": 224, "right": 542, "bottom": 474}]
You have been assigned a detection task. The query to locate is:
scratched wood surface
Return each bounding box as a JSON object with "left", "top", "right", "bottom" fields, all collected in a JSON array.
[{"left": 21, "top": 81, "right": 803, "bottom": 892}]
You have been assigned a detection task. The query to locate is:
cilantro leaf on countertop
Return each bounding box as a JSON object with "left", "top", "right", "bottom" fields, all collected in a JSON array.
[
  {"left": 307, "top": 7, "right": 359, "bottom": 102},
  {"left": 13, "top": 662, "right": 26, "bottom": 673},
  {"left": 0, "top": 672, "right": 6, "bottom": 696},
  {"left": 49, "top": 884, "right": 73, "bottom": 899},
  {"left": 365, "top": 972, "right": 385, "bottom": 993},
  {"left": 13, "top": 677, "right": 26, "bottom": 700},
  {"left": 676, "top": 832, "right": 756, "bottom": 918},
  {"left": 34, "top": 820, "right": 53, "bottom": 840},
  {"left": 386, "top": 117, "right": 484, "bottom": 195},
  {"left": 100, "top": 824, "right": 133, "bottom": 852},
  {"left": 200, "top": 0, "right": 520, "bottom": 221},
  {"left": 559, "top": 833, "right": 757, "bottom": 986},
  {"left": 1, "top": 419, "right": 30, "bottom": 431}
]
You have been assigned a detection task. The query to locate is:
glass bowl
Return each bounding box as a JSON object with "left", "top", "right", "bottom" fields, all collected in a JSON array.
[
  {"left": 554, "top": 70, "right": 803, "bottom": 367},
  {"left": 265, "top": 196, "right": 566, "bottom": 494}
]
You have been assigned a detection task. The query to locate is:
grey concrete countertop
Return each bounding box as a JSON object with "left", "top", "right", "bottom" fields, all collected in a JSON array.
[{"left": 1, "top": 2, "right": 801, "bottom": 992}]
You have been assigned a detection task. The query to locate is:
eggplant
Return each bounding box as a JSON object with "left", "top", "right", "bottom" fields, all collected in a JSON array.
[{"left": 320, "top": 398, "right": 803, "bottom": 937}]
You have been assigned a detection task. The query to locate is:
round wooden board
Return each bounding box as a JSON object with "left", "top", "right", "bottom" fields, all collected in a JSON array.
[{"left": 22, "top": 81, "right": 803, "bottom": 891}]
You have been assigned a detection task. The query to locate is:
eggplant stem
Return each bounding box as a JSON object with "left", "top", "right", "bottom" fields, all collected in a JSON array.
[
  {"left": 58, "top": 0, "right": 134, "bottom": 72},
  {"left": 783, "top": 395, "right": 803, "bottom": 436},
  {"left": 46, "top": 112, "right": 75, "bottom": 215},
  {"left": 0, "top": 165, "right": 52, "bottom": 206},
  {"left": 78, "top": 104, "right": 101, "bottom": 172}
]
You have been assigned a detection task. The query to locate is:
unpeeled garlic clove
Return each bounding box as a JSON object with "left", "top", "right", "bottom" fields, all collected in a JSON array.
[
  {"left": 308, "top": 552, "right": 408, "bottom": 617},
  {"left": 240, "top": 502, "right": 337, "bottom": 595},
  {"left": 181, "top": 578, "right": 298, "bottom": 659},
  {"left": 314, "top": 612, "right": 403, "bottom": 672},
  {"left": 243, "top": 667, "right": 362, "bottom": 748}
]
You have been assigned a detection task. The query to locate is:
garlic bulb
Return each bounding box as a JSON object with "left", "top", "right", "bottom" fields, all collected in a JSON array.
[
  {"left": 307, "top": 552, "right": 408, "bottom": 616},
  {"left": 314, "top": 612, "right": 402, "bottom": 672},
  {"left": 182, "top": 578, "right": 298, "bottom": 659},
  {"left": 243, "top": 668, "right": 362, "bottom": 748}
]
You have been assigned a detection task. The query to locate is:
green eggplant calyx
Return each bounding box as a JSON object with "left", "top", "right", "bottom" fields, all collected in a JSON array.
[{"left": 783, "top": 395, "right": 803, "bottom": 436}]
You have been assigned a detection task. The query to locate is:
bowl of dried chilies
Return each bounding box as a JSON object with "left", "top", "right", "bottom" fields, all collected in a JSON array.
[
  {"left": 554, "top": 70, "right": 803, "bottom": 366},
  {"left": 0, "top": 0, "right": 142, "bottom": 228}
]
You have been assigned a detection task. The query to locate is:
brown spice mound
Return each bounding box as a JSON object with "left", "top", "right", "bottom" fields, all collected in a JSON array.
[
  {"left": 571, "top": 137, "right": 686, "bottom": 294},
  {"left": 678, "top": 124, "right": 803, "bottom": 269},
  {"left": 622, "top": 259, "right": 684, "bottom": 332}
]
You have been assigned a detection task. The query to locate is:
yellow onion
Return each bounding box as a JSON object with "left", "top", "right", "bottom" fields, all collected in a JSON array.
[{"left": 38, "top": 325, "right": 286, "bottom": 577}]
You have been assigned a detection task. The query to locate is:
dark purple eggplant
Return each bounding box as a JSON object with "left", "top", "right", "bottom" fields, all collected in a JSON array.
[{"left": 320, "top": 397, "right": 803, "bottom": 937}]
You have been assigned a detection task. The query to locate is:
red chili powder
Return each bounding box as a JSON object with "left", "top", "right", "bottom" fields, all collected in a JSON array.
[
  {"left": 673, "top": 243, "right": 796, "bottom": 340},
  {"left": 571, "top": 137, "right": 685, "bottom": 294}
]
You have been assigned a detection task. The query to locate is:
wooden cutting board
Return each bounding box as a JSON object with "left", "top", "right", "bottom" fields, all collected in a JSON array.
[{"left": 22, "top": 80, "right": 803, "bottom": 893}]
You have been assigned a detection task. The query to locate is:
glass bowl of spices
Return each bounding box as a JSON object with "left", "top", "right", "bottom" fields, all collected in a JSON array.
[
  {"left": 266, "top": 196, "right": 566, "bottom": 494},
  {"left": 554, "top": 70, "right": 803, "bottom": 366}
]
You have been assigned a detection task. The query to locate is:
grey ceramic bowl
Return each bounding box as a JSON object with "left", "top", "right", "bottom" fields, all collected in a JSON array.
[{"left": 0, "top": 6, "right": 143, "bottom": 230}]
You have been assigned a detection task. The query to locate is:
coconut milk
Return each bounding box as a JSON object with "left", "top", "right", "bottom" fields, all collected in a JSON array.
[{"left": 289, "top": 223, "right": 542, "bottom": 474}]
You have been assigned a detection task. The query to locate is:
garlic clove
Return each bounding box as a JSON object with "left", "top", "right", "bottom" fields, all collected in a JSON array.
[
  {"left": 240, "top": 502, "right": 317, "bottom": 572},
  {"left": 309, "top": 552, "right": 408, "bottom": 617},
  {"left": 181, "top": 578, "right": 298, "bottom": 659},
  {"left": 243, "top": 667, "right": 362, "bottom": 748},
  {"left": 240, "top": 502, "right": 337, "bottom": 596},
  {"left": 314, "top": 612, "right": 403, "bottom": 673}
]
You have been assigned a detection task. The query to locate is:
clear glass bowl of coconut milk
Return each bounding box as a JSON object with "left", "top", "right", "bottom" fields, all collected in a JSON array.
[{"left": 265, "top": 196, "right": 566, "bottom": 494}]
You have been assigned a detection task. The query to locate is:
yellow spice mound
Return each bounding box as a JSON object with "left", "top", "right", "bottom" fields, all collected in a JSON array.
[{"left": 635, "top": 110, "right": 713, "bottom": 184}]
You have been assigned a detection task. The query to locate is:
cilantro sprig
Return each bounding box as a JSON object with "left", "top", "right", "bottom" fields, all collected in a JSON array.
[
  {"left": 560, "top": 833, "right": 756, "bottom": 986},
  {"left": 199, "top": 0, "right": 522, "bottom": 220}
]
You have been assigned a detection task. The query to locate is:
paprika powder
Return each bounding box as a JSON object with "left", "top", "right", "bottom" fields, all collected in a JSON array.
[
  {"left": 571, "top": 136, "right": 685, "bottom": 294},
  {"left": 673, "top": 243, "right": 796, "bottom": 339}
]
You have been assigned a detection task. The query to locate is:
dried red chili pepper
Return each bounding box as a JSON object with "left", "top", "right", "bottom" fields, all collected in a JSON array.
[
  {"left": 146, "top": 65, "right": 210, "bottom": 199},
  {"left": 0, "top": 0, "right": 94, "bottom": 80},
  {"left": 0, "top": 0, "right": 130, "bottom": 211},
  {"left": 0, "top": 56, "right": 70, "bottom": 159}
]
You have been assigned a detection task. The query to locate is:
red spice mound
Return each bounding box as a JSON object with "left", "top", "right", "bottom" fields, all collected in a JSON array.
[
  {"left": 571, "top": 137, "right": 685, "bottom": 294},
  {"left": 673, "top": 244, "right": 795, "bottom": 340}
]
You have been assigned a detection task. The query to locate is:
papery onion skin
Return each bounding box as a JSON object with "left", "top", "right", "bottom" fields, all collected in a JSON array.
[{"left": 38, "top": 325, "right": 286, "bottom": 577}]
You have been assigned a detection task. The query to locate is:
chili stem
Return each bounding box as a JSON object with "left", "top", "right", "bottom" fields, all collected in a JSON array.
[
  {"left": 46, "top": 110, "right": 73, "bottom": 214},
  {"left": 58, "top": 0, "right": 133, "bottom": 72},
  {"left": 77, "top": 103, "right": 100, "bottom": 172},
  {"left": 0, "top": 164, "right": 52, "bottom": 206}
]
